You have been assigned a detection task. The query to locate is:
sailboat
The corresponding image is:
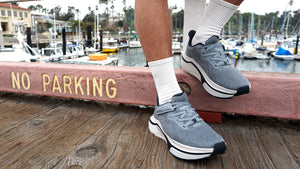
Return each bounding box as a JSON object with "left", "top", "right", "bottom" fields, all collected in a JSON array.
[
  {"left": 274, "top": 37, "right": 299, "bottom": 60},
  {"left": 274, "top": 46, "right": 295, "bottom": 60},
  {"left": 273, "top": 9, "right": 299, "bottom": 60},
  {"left": 239, "top": 13, "right": 270, "bottom": 60},
  {"left": 0, "top": 22, "right": 40, "bottom": 62}
]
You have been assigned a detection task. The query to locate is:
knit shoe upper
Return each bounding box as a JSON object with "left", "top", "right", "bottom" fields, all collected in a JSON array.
[
  {"left": 149, "top": 93, "right": 226, "bottom": 160},
  {"left": 182, "top": 30, "right": 251, "bottom": 98}
]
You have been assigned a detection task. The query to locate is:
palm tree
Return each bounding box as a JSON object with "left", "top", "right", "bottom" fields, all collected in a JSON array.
[{"left": 99, "top": 0, "right": 109, "bottom": 29}]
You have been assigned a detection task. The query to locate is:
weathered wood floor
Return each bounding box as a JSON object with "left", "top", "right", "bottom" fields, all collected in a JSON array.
[{"left": 0, "top": 93, "right": 299, "bottom": 169}]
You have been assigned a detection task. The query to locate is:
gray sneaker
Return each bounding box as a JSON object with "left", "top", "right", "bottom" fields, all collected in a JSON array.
[
  {"left": 149, "top": 93, "right": 226, "bottom": 160},
  {"left": 182, "top": 30, "right": 251, "bottom": 98}
]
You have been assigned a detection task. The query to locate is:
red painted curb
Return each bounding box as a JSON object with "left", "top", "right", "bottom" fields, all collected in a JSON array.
[{"left": 0, "top": 62, "right": 299, "bottom": 120}]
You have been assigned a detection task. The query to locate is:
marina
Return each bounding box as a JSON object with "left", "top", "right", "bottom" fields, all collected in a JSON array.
[{"left": 111, "top": 47, "right": 300, "bottom": 74}]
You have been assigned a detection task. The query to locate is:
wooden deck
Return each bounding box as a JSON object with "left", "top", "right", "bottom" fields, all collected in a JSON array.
[{"left": 0, "top": 92, "right": 299, "bottom": 169}]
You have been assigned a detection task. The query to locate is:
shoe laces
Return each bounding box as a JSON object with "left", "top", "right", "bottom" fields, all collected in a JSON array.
[
  {"left": 205, "top": 43, "right": 231, "bottom": 67},
  {"left": 156, "top": 101, "right": 202, "bottom": 127}
]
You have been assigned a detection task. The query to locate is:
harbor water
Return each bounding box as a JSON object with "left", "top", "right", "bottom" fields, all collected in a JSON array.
[{"left": 112, "top": 48, "right": 300, "bottom": 74}]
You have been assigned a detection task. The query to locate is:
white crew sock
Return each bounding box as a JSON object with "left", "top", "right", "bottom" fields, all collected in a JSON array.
[
  {"left": 148, "top": 57, "right": 182, "bottom": 105},
  {"left": 192, "top": 0, "right": 239, "bottom": 45}
]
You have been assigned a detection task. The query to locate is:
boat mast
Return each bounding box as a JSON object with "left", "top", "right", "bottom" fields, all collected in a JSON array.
[
  {"left": 128, "top": 8, "right": 133, "bottom": 43},
  {"left": 78, "top": 12, "right": 81, "bottom": 45},
  {"left": 270, "top": 16, "right": 274, "bottom": 40},
  {"left": 0, "top": 26, "right": 4, "bottom": 48},
  {"left": 96, "top": 5, "right": 99, "bottom": 48},
  {"left": 285, "top": 12, "right": 290, "bottom": 39},
  {"left": 248, "top": 16, "right": 251, "bottom": 41},
  {"left": 251, "top": 12, "right": 255, "bottom": 42},
  {"left": 238, "top": 15, "right": 243, "bottom": 40},
  {"left": 53, "top": 7, "right": 57, "bottom": 55}
]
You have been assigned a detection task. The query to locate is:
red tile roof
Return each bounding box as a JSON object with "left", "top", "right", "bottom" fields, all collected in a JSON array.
[{"left": 0, "top": 3, "right": 31, "bottom": 11}]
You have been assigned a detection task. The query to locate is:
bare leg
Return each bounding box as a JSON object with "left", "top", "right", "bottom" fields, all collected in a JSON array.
[
  {"left": 135, "top": 0, "right": 172, "bottom": 62},
  {"left": 135, "top": 0, "right": 182, "bottom": 105}
]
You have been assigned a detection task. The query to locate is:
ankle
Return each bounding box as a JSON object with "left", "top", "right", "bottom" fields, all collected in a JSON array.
[{"left": 148, "top": 57, "right": 182, "bottom": 105}]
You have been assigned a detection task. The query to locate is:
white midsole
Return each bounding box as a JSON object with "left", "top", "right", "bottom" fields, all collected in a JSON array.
[
  {"left": 181, "top": 54, "right": 237, "bottom": 95},
  {"left": 149, "top": 115, "right": 213, "bottom": 154},
  {"left": 203, "top": 83, "right": 233, "bottom": 98},
  {"left": 170, "top": 148, "right": 211, "bottom": 160}
]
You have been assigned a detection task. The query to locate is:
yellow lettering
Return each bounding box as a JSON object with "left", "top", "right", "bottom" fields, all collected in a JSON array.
[
  {"left": 74, "top": 76, "right": 84, "bottom": 95},
  {"left": 11, "top": 72, "right": 20, "bottom": 89},
  {"left": 21, "top": 72, "right": 30, "bottom": 90},
  {"left": 106, "top": 78, "right": 117, "bottom": 98},
  {"left": 63, "top": 75, "right": 72, "bottom": 94},
  {"left": 92, "top": 77, "right": 102, "bottom": 97},
  {"left": 52, "top": 74, "right": 62, "bottom": 93},
  {"left": 86, "top": 77, "right": 90, "bottom": 96},
  {"left": 42, "top": 74, "right": 50, "bottom": 92}
]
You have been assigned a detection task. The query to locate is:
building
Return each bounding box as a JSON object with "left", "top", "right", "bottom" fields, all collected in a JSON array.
[
  {"left": 0, "top": 3, "right": 32, "bottom": 34},
  {"left": 32, "top": 12, "right": 72, "bottom": 35}
]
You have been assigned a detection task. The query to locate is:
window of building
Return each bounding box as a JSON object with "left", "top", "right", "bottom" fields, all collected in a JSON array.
[
  {"left": 1, "top": 10, "right": 5, "bottom": 16},
  {"left": 19, "top": 12, "right": 23, "bottom": 18},
  {"left": 8, "top": 10, "right": 11, "bottom": 16},
  {"left": 24, "top": 12, "right": 28, "bottom": 18},
  {"left": 1, "top": 22, "right": 8, "bottom": 31},
  {"left": 14, "top": 11, "right": 17, "bottom": 17}
]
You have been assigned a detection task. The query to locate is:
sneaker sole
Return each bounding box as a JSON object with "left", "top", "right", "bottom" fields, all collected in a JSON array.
[
  {"left": 181, "top": 54, "right": 250, "bottom": 98},
  {"left": 148, "top": 115, "right": 226, "bottom": 160}
]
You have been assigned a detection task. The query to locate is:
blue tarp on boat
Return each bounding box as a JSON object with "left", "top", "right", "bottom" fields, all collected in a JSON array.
[{"left": 275, "top": 47, "right": 292, "bottom": 55}]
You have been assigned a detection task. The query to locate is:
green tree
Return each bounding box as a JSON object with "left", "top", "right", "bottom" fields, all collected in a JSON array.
[
  {"left": 291, "top": 9, "right": 300, "bottom": 34},
  {"left": 11, "top": 2, "right": 18, "bottom": 6},
  {"left": 49, "top": 5, "right": 62, "bottom": 20},
  {"left": 69, "top": 20, "right": 79, "bottom": 31},
  {"left": 82, "top": 9, "right": 95, "bottom": 31},
  {"left": 82, "top": 10, "right": 95, "bottom": 23},
  {"left": 28, "top": 5, "right": 36, "bottom": 11},
  {"left": 60, "top": 6, "right": 76, "bottom": 21},
  {"left": 122, "top": 7, "right": 134, "bottom": 32},
  {"left": 171, "top": 9, "right": 184, "bottom": 32},
  {"left": 36, "top": 4, "right": 43, "bottom": 12},
  {"left": 28, "top": 4, "right": 48, "bottom": 13},
  {"left": 45, "top": 21, "right": 53, "bottom": 30}
]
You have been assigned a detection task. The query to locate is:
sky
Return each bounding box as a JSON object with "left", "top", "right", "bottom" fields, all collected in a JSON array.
[{"left": 17, "top": 0, "right": 300, "bottom": 19}]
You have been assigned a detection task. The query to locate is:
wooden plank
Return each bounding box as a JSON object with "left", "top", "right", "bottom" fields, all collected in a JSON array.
[
  {"left": 277, "top": 123, "right": 300, "bottom": 166},
  {"left": 0, "top": 100, "right": 116, "bottom": 168},
  {"left": 214, "top": 116, "right": 300, "bottom": 169},
  {"left": 0, "top": 94, "right": 299, "bottom": 168},
  {"left": 255, "top": 125, "right": 299, "bottom": 169},
  {"left": 0, "top": 95, "right": 59, "bottom": 136},
  {"left": 57, "top": 107, "right": 210, "bottom": 169},
  {"left": 0, "top": 62, "right": 300, "bottom": 120},
  {"left": 56, "top": 108, "right": 143, "bottom": 168},
  {"left": 214, "top": 117, "right": 276, "bottom": 169},
  {"left": 0, "top": 96, "right": 8, "bottom": 104}
]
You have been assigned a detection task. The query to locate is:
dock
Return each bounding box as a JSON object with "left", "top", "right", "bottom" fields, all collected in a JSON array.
[
  {"left": 0, "top": 62, "right": 300, "bottom": 168},
  {"left": 0, "top": 92, "right": 299, "bottom": 168}
]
